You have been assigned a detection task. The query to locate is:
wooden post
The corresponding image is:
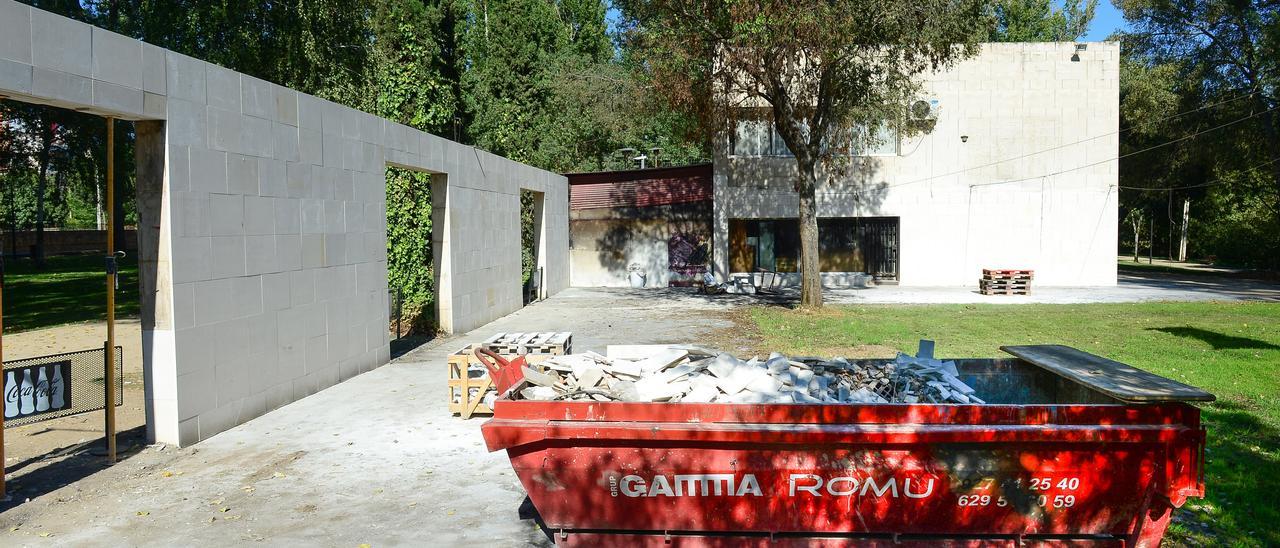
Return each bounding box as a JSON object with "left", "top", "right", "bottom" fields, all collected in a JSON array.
[
  {"left": 1, "top": 254, "right": 7, "bottom": 498},
  {"left": 104, "top": 118, "right": 117, "bottom": 463}
]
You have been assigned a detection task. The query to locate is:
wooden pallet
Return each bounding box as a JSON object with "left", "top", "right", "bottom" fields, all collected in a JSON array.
[
  {"left": 480, "top": 332, "right": 572, "bottom": 355},
  {"left": 981, "top": 279, "right": 1030, "bottom": 287},
  {"left": 447, "top": 344, "right": 553, "bottom": 419},
  {"left": 980, "top": 268, "right": 1033, "bottom": 295},
  {"left": 982, "top": 269, "right": 1034, "bottom": 280},
  {"left": 981, "top": 287, "right": 1030, "bottom": 295}
]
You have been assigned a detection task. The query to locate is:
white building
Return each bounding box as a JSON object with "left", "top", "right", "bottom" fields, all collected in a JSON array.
[{"left": 712, "top": 42, "right": 1119, "bottom": 288}]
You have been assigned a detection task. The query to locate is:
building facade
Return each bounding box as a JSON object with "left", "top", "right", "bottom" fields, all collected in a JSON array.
[
  {"left": 567, "top": 164, "right": 712, "bottom": 288},
  {"left": 713, "top": 42, "right": 1119, "bottom": 287}
]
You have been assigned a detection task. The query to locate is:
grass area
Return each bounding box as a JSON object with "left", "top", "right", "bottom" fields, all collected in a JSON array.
[
  {"left": 3, "top": 254, "right": 139, "bottom": 333},
  {"left": 749, "top": 302, "right": 1279, "bottom": 546}
]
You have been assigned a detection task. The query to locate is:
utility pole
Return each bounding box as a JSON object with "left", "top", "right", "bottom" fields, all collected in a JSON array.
[{"left": 1179, "top": 198, "right": 1190, "bottom": 262}]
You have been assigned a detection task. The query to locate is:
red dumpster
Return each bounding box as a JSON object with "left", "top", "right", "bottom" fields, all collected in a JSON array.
[{"left": 483, "top": 345, "right": 1213, "bottom": 547}]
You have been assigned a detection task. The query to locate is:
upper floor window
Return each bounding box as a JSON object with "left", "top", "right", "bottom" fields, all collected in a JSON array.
[
  {"left": 733, "top": 120, "right": 897, "bottom": 157},
  {"left": 854, "top": 122, "right": 899, "bottom": 156}
]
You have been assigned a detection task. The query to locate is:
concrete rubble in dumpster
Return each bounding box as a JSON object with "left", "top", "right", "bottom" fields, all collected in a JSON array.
[{"left": 508, "top": 340, "right": 986, "bottom": 405}]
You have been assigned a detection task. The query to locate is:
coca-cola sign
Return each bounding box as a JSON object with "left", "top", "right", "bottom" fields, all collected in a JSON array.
[{"left": 4, "top": 360, "right": 73, "bottom": 421}]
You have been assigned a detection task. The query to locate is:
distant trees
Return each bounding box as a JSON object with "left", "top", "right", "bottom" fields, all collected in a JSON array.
[
  {"left": 1116, "top": 0, "right": 1280, "bottom": 268},
  {"left": 989, "top": 0, "right": 1098, "bottom": 42}
]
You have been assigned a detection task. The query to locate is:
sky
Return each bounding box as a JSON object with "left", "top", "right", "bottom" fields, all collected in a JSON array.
[{"left": 1082, "top": 0, "right": 1128, "bottom": 41}]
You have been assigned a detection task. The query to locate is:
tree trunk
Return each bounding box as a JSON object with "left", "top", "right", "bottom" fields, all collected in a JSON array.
[
  {"left": 1130, "top": 214, "right": 1139, "bottom": 263},
  {"left": 797, "top": 164, "right": 822, "bottom": 308}
]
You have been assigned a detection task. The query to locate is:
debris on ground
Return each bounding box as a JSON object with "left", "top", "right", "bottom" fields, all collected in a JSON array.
[{"left": 512, "top": 340, "right": 985, "bottom": 404}]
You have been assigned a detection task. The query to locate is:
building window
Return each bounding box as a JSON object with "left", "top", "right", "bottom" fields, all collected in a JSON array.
[
  {"left": 733, "top": 120, "right": 772, "bottom": 156},
  {"left": 733, "top": 120, "right": 897, "bottom": 157},
  {"left": 729, "top": 219, "right": 799, "bottom": 272},
  {"left": 852, "top": 122, "right": 899, "bottom": 156},
  {"left": 733, "top": 120, "right": 804, "bottom": 157},
  {"left": 729, "top": 217, "right": 900, "bottom": 279}
]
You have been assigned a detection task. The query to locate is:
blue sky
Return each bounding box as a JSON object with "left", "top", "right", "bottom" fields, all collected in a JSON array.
[{"left": 1083, "top": 1, "right": 1127, "bottom": 41}]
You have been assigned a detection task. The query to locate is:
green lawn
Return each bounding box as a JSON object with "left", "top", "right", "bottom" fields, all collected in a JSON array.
[
  {"left": 3, "top": 254, "right": 139, "bottom": 333},
  {"left": 749, "top": 302, "right": 1279, "bottom": 546}
]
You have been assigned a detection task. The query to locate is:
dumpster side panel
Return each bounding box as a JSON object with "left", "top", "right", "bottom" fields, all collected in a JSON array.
[{"left": 510, "top": 442, "right": 1160, "bottom": 537}]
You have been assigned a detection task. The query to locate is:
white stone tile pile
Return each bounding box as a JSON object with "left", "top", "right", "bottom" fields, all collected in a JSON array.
[{"left": 509, "top": 341, "right": 985, "bottom": 405}]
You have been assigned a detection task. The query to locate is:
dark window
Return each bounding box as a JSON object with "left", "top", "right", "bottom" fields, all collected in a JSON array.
[{"left": 730, "top": 217, "right": 899, "bottom": 279}]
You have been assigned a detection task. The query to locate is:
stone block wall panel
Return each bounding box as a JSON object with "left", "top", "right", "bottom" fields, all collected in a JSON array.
[{"left": 0, "top": 0, "right": 569, "bottom": 446}]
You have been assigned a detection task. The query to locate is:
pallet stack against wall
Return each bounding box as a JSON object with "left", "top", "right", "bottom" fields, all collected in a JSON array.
[
  {"left": 448, "top": 333, "right": 572, "bottom": 419},
  {"left": 980, "top": 269, "right": 1033, "bottom": 295}
]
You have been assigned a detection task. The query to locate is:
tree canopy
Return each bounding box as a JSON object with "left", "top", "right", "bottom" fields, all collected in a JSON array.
[
  {"left": 1116, "top": 0, "right": 1280, "bottom": 267},
  {"left": 989, "top": 0, "right": 1098, "bottom": 42}
]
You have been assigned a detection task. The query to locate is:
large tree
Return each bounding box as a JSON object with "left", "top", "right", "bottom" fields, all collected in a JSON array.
[{"left": 618, "top": 1, "right": 989, "bottom": 306}]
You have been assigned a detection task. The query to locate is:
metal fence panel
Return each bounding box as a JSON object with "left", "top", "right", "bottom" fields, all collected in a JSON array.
[{"left": 3, "top": 346, "right": 123, "bottom": 428}]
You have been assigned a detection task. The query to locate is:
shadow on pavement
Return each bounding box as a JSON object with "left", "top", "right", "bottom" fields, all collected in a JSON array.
[
  {"left": 390, "top": 334, "right": 438, "bottom": 360},
  {"left": 1, "top": 425, "right": 147, "bottom": 510}
]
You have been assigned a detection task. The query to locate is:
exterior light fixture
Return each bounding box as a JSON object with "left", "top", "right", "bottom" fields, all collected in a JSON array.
[{"left": 960, "top": 135, "right": 969, "bottom": 143}]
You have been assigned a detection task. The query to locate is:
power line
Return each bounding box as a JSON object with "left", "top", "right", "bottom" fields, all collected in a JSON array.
[
  {"left": 888, "top": 87, "right": 1262, "bottom": 190},
  {"left": 966, "top": 105, "right": 1278, "bottom": 189},
  {"left": 1116, "top": 158, "right": 1280, "bottom": 191}
]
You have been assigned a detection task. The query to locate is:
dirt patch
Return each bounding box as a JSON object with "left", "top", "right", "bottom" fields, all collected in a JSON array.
[
  {"left": 705, "top": 307, "right": 900, "bottom": 359},
  {"left": 242, "top": 451, "right": 307, "bottom": 484},
  {"left": 3, "top": 319, "right": 145, "bottom": 472}
]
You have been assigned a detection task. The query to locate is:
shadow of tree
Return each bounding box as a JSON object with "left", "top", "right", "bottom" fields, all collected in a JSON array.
[
  {"left": 0, "top": 424, "right": 148, "bottom": 511},
  {"left": 1147, "top": 327, "right": 1280, "bottom": 350},
  {"left": 1188, "top": 399, "right": 1280, "bottom": 545}
]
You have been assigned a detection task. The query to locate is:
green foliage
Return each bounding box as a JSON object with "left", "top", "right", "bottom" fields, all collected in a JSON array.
[
  {"left": 988, "top": 0, "right": 1098, "bottom": 42},
  {"left": 385, "top": 168, "right": 435, "bottom": 332},
  {"left": 1116, "top": 0, "right": 1280, "bottom": 268},
  {"left": 520, "top": 189, "right": 537, "bottom": 288}
]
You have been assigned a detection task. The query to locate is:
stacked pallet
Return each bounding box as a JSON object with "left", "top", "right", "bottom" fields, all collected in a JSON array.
[
  {"left": 448, "top": 333, "right": 572, "bottom": 419},
  {"left": 481, "top": 332, "right": 572, "bottom": 355},
  {"left": 980, "top": 269, "right": 1033, "bottom": 295}
]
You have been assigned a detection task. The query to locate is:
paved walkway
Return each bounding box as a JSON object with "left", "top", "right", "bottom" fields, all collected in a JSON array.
[
  {"left": 1, "top": 271, "right": 1275, "bottom": 545},
  {"left": 0, "top": 288, "right": 734, "bottom": 546}
]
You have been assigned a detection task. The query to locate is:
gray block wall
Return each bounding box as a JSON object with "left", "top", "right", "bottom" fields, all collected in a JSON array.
[{"left": 0, "top": 0, "right": 569, "bottom": 446}]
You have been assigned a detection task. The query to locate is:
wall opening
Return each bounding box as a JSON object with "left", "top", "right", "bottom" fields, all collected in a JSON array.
[
  {"left": 1, "top": 98, "right": 150, "bottom": 468},
  {"left": 521, "top": 189, "right": 545, "bottom": 305},
  {"left": 385, "top": 166, "right": 437, "bottom": 356}
]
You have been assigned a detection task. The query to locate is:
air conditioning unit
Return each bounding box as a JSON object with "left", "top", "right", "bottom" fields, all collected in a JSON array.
[{"left": 909, "top": 99, "right": 940, "bottom": 121}]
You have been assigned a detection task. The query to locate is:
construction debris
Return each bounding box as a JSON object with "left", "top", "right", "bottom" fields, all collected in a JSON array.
[{"left": 513, "top": 340, "right": 986, "bottom": 405}]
